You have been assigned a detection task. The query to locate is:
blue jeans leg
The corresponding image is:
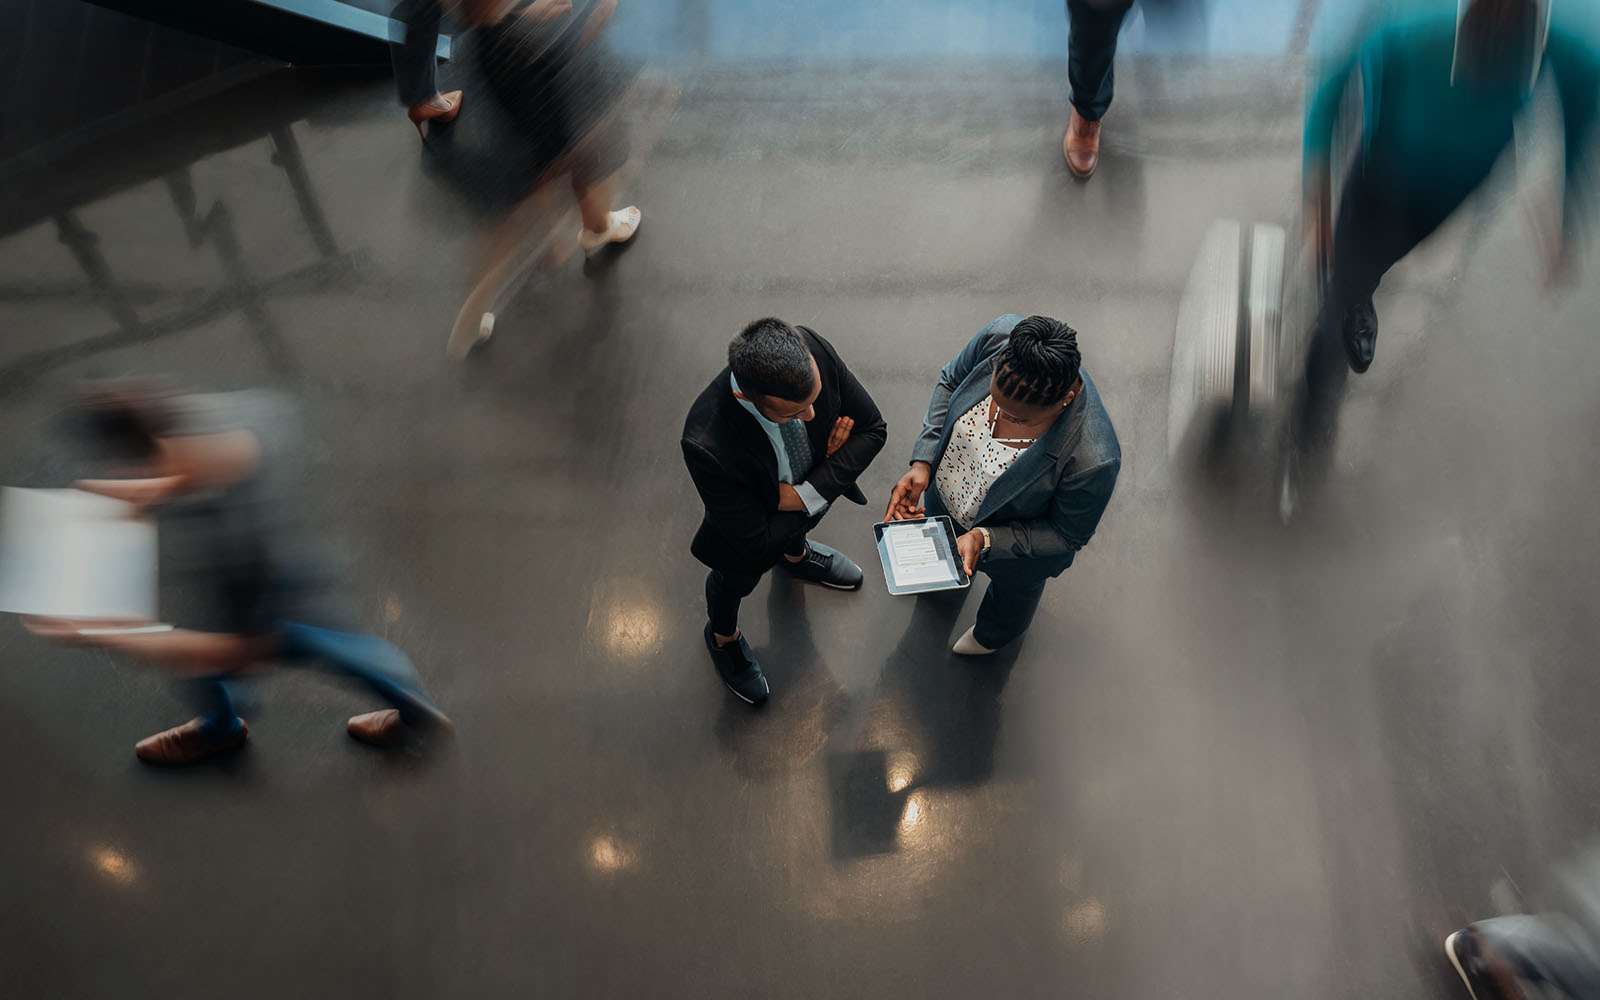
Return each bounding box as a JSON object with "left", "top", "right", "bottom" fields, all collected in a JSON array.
[
  {"left": 279, "top": 622, "right": 447, "bottom": 728},
  {"left": 972, "top": 569, "right": 1051, "bottom": 650},
  {"left": 190, "top": 678, "right": 245, "bottom": 737}
]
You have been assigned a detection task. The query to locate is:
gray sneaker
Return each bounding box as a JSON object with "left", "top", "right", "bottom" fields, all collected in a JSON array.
[{"left": 783, "top": 541, "right": 864, "bottom": 591}]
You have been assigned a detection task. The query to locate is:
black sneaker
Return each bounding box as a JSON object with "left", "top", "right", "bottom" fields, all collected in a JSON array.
[
  {"left": 704, "top": 622, "right": 770, "bottom": 705},
  {"left": 782, "top": 541, "right": 864, "bottom": 591},
  {"left": 1446, "top": 928, "right": 1520, "bottom": 1000},
  {"left": 1342, "top": 297, "right": 1378, "bottom": 374}
]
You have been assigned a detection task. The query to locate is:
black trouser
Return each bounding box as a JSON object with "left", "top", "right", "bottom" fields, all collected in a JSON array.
[
  {"left": 1067, "top": 0, "right": 1135, "bottom": 121},
  {"left": 390, "top": 0, "right": 444, "bottom": 108},
  {"left": 706, "top": 536, "right": 808, "bottom": 637},
  {"left": 1294, "top": 153, "right": 1488, "bottom": 449}
]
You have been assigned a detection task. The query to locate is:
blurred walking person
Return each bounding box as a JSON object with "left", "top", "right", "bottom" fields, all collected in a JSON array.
[
  {"left": 24, "top": 383, "right": 453, "bottom": 765},
  {"left": 446, "top": 0, "right": 660, "bottom": 359},
  {"left": 1289, "top": 0, "right": 1599, "bottom": 500}
]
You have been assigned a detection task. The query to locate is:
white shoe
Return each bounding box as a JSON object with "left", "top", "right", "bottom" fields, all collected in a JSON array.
[
  {"left": 447, "top": 311, "right": 494, "bottom": 362},
  {"left": 579, "top": 206, "right": 642, "bottom": 257},
  {"left": 952, "top": 626, "right": 997, "bottom": 656}
]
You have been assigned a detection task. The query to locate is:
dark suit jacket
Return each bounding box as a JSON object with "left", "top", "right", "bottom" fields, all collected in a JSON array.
[
  {"left": 913, "top": 314, "right": 1121, "bottom": 580},
  {"left": 682, "top": 327, "right": 887, "bottom": 573}
]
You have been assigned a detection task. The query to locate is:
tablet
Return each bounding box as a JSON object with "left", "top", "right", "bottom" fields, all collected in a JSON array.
[{"left": 874, "top": 516, "right": 971, "bottom": 596}]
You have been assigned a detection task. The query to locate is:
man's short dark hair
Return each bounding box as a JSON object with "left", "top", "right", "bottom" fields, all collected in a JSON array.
[
  {"left": 996, "top": 315, "right": 1082, "bottom": 405},
  {"left": 63, "top": 380, "right": 180, "bottom": 463},
  {"left": 728, "top": 317, "right": 816, "bottom": 402}
]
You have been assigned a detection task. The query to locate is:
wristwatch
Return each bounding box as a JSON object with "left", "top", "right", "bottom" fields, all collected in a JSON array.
[{"left": 977, "top": 527, "right": 992, "bottom": 555}]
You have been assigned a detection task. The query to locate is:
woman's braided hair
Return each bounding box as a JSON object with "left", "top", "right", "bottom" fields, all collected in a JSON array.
[{"left": 994, "top": 315, "right": 1081, "bottom": 406}]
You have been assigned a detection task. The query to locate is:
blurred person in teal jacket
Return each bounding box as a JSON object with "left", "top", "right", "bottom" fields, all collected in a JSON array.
[{"left": 1292, "top": 0, "right": 1599, "bottom": 459}]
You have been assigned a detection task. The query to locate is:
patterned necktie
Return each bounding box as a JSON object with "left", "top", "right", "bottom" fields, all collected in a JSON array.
[{"left": 779, "top": 417, "right": 814, "bottom": 480}]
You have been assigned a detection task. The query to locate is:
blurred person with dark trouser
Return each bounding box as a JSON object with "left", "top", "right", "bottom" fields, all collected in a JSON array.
[
  {"left": 392, "top": 0, "right": 464, "bottom": 139},
  {"left": 1292, "top": 0, "right": 1599, "bottom": 476},
  {"left": 446, "top": 0, "right": 648, "bottom": 358},
  {"left": 1447, "top": 846, "right": 1600, "bottom": 998},
  {"left": 682, "top": 319, "right": 886, "bottom": 706},
  {"left": 1064, "top": 0, "right": 1136, "bottom": 179},
  {"left": 23, "top": 384, "right": 452, "bottom": 766},
  {"left": 885, "top": 315, "right": 1119, "bottom": 655}
]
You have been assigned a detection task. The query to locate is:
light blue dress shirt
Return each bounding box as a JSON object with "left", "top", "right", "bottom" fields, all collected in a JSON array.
[{"left": 730, "top": 373, "right": 829, "bottom": 516}]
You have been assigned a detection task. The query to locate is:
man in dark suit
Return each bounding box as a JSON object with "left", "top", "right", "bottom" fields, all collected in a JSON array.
[{"left": 682, "top": 318, "right": 887, "bottom": 705}]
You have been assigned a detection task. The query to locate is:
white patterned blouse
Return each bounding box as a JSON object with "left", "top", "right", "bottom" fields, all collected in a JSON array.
[{"left": 934, "top": 394, "right": 1031, "bottom": 532}]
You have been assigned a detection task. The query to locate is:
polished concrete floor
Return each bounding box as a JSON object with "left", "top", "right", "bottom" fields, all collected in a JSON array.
[{"left": 4, "top": 2, "right": 1600, "bottom": 998}]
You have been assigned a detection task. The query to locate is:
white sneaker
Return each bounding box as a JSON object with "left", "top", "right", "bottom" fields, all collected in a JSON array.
[
  {"left": 447, "top": 311, "right": 494, "bottom": 362},
  {"left": 579, "top": 206, "right": 642, "bottom": 257},
  {"left": 952, "top": 626, "right": 997, "bottom": 656}
]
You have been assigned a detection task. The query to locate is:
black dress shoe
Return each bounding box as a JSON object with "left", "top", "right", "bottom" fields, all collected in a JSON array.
[
  {"left": 1342, "top": 297, "right": 1378, "bottom": 374},
  {"left": 1446, "top": 927, "right": 1523, "bottom": 1000},
  {"left": 704, "top": 622, "right": 770, "bottom": 705},
  {"left": 782, "top": 541, "right": 864, "bottom": 590}
]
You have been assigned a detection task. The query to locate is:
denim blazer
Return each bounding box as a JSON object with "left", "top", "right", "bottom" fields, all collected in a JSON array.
[{"left": 911, "top": 314, "right": 1121, "bottom": 578}]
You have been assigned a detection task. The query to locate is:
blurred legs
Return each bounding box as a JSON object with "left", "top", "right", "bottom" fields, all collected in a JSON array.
[
  {"left": 1066, "top": 0, "right": 1134, "bottom": 122},
  {"left": 390, "top": 0, "right": 445, "bottom": 108},
  {"left": 189, "top": 677, "right": 245, "bottom": 737},
  {"left": 577, "top": 176, "right": 618, "bottom": 236}
]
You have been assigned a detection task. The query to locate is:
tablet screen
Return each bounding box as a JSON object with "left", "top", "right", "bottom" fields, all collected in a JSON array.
[{"left": 881, "top": 519, "right": 960, "bottom": 588}]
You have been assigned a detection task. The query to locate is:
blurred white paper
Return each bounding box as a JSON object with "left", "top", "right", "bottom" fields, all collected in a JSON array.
[{"left": 0, "top": 487, "right": 157, "bottom": 619}]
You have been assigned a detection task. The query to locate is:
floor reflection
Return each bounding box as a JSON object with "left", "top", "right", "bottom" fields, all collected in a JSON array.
[
  {"left": 827, "top": 590, "right": 1017, "bottom": 861},
  {"left": 0, "top": 83, "right": 359, "bottom": 390}
]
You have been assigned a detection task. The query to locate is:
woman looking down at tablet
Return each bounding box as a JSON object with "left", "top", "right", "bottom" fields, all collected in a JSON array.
[{"left": 886, "top": 314, "right": 1120, "bottom": 655}]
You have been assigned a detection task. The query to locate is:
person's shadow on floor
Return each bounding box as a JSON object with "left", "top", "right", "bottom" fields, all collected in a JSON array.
[
  {"left": 825, "top": 588, "right": 1019, "bottom": 860},
  {"left": 714, "top": 579, "right": 849, "bottom": 782}
]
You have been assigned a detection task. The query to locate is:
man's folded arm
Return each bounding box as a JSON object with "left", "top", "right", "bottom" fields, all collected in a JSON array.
[{"left": 685, "top": 441, "right": 813, "bottom": 554}]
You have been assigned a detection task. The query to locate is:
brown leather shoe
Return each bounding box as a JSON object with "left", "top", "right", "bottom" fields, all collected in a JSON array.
[
  {"left": 135, "top": 718, "right": 247, "bottom": 765},
  {"left": 1064, "top": 108, "right": 1102, "bottom": 179},
  {"left": 347, "top": 709, "right": 453, "bottom": 748}
]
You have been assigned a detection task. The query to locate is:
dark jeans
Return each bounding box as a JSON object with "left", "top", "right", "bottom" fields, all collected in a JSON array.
[
  {"left": 192, "top": 622, "right": 443, "bottom": 737},
  {"left": 1067, "top": 0, "right": 1135, "bottom": 121},
  {"left": 705, "top": 537, "right": 808, "bottom": 637},
  {"left": 1294, "top": 154, "right": 1485, "bottom": 450},
  {"left": 971, "top": 564, "right": 1053, "bottom": 650},
  {"left": 390, "top": 0, "right": 444, "bottom": 107},
  {"left": 925, "top": 483, "right": 1056, "bottom": 649}
]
